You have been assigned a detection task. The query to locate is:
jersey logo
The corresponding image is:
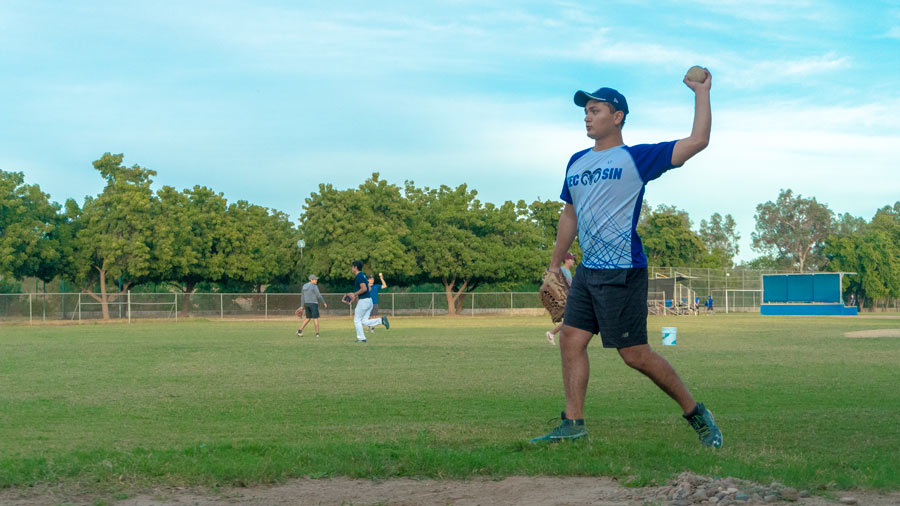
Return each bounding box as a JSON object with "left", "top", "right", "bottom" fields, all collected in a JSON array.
[{"left": 568, "top": 167, "right": 623, "bottom": 187}]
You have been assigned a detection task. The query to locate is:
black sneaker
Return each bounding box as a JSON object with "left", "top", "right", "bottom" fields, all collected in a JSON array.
[
  {"left": 296, "top": 330, "right": 302, "bottom": 337},
  {"left": 684, "top": 403, "right": 723, "bottom": 448},
  {"left": 315, "top": 333, "right": 320, "bottom": 338},
  {"left": 382, "top": 315, "right": 390, "bottom": 330}
]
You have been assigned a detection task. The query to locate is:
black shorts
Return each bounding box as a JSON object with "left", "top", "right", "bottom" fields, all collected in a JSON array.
[
  {"left": 304, "top": 303, "right": 320, "bottom": 319},
  {"left": 563, "top": 266, "right": 648, "bottom": 349}
]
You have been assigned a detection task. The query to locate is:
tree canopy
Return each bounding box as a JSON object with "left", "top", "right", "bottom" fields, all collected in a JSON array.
[
  {"left": 8, "top": 157, "right": 899, "bottom": 315},
  {"left": 752, "top": 189, "right": 834, "bottom": 272}
]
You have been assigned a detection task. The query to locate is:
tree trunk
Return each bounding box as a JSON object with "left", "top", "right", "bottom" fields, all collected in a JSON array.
[
  {"left": 444, "top": 279, "right": 457, "bottom": 316},
  {"left": 180, "top": 281, "right": 196, "bottom": 317},
  {"left": 97, "top": 262, "right": 110, "bottom": 320},
  {"left": 442, "top": 277, "right": 469, "bottom": 317}
]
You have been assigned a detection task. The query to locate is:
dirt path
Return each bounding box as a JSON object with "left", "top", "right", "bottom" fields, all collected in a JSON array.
[
  {"left": 844, "top": 328, "right": 900, "bottom": 338},
  {"left": 3, "top": 474, "right": 898, "bottom": 506}
]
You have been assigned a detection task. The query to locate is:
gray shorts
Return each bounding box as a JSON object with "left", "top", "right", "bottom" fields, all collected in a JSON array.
[
  {"left": 370, "top": 303, "right": 379, "bottom": 316},
  {"left": 563, "top": 266, "right": 648, "bottom": 349}
]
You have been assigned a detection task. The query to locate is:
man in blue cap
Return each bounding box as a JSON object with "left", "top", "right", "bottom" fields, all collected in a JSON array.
[{"left": 531, "top": 69, "right": 723, "bottom": 448}]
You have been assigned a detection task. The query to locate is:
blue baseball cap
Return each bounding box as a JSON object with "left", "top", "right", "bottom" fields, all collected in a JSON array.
[{"left": 574, "top": 87, "right": 629, "bottom": 115}]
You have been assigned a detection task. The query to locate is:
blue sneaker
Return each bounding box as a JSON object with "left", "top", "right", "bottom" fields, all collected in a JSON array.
[
  {"left": 381, "top": 315, "right": 390, "bottom": 330},
  {"left": 530, "top": 412, "right": 587, "bottom": 443},
  {"left": 684, "top": 403, "right": 723, "bottom": 448}
]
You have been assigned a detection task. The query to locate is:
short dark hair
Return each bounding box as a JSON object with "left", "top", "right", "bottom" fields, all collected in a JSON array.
[
  {"left": 351, "top": 260, "right": 364, "bottom": 271},
  {"left": 601, "top": 102, "right": 626, "bottom": 129}
]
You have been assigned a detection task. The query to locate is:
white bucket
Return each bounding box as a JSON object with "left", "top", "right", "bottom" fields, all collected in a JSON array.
[{"left": 662, "top": 327, "right": 677, "bottom": 346}]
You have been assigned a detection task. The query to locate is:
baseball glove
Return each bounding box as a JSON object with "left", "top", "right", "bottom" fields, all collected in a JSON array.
[
  {"left": 539, "top": 269, "right": 569, "bottom": 323},
  {"left": 294, "top": 306, "right": 303, "bottom": 318}
]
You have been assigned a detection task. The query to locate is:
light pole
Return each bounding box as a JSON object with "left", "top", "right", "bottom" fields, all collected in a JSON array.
[
  {"left": 725, "top": 272, "right": 730, "bottom": 314},
  {"left": 297, "top": 239, "right": 306, "bottom": 282}
]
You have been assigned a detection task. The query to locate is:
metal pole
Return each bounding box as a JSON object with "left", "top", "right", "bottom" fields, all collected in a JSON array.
[
  {"left": 510, "top": 292, "right": 513, "bottom": 314},
  {"left": 128, "top": 290, "right": 131, "bottom": 323},
  {"left": 725, "top": 273, "right": 729, "bottom": 314},
  {"left": 472, "top": 292, "right": 475, "bottom": 316},
  {"left": 392, "top": 292, "right": 395, "bottom": 317},
  {"left": 29, "top": 293, "right": 33, "bottom": 324},
  {"left": 175, "top": 293, "right": 178, "bottom": 322},
  {"left": 78, "top": 293, "right": 81, "bottom": 321},
  {"left": 431, "top": 293, "right": 435, "bottom": 317},
  {"left": 221, "top": 293, "right": 224, "bottom": 320},
  {"left": 265, "top": 293, "right": 268, "bottom": 319}
]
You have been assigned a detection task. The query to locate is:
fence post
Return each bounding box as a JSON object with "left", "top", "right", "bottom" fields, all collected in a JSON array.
[
  {"left": 78, "top": 293, "right": 81, "bottom": 321},
  {"left": 220, "top": 293, "right": 224, "bottom": 320},
  {"left": 510, "top": 292, "right": 513, "bottom": 314},
  {"left": 127, "top": 290, "right": 131, "bottom": 323},
  {"left": 265, "top": 293, "right": 268, "bottom": 320},
  {"left": 175, "top": 293, "right": 178, "bottom": 322},
  {"left": 392, "top": 293, "right": 395, "bottom": 317},
  {"left": 29, "top": 293, "right": 33, "bottom": 324},
  {"left": 431, "top": 293, "right": 435, "bottom": 317},
  {"left": 472, "top": 292, "right": 475, "bottom": 316}
]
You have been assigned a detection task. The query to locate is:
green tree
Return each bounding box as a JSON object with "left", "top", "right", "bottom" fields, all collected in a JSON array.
[
  {"left": 75, "top": 153, "right": 158, "bottom": 319},
  {"left": 739, "top": 254, "right": 792, "bottom": 271},
  {"left": 300, "top": 174, "right": 419, "bottom": 284},
  {"left": 0, "top": 170, "right": 62, "bottom": 280},
  {"left": 824, "top": 202, "right": 900, "bottom": 310},
  {"left": 155, "top": 185, "right": 229, "bottom": 314},
  {"left": 528, "top": 199, "right": 581, "bottom": 260},
  {"left": 752, "top": 189, "right": 834, "bottom": 272},
  {"left": 407, "top": 182, "right": 544, "bottom": 315},
  {"left": 221, "top": 201, "right": 299, "bottom": 293},
  {"left": 638, "top": 205, "right": 706, "bottom": 267},
  {"left": 699, "top": 212, "right": 740, "bottom": 266}
]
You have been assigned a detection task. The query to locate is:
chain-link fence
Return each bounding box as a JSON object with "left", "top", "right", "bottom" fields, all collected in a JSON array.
[
  {"left": 0, "top": 267, "right": 791, "bottom": 323},
  {"left": 0, "top": 291, "right": 552, "bottom": 323}
]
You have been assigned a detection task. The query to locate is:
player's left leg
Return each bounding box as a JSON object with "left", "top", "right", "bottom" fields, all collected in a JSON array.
[
  {"left": 618, "top": 344, "right": 694, "bottom": 411},
  {"left": 618, "top": 345, "right": 722, "bottom": 448},
  {"left": 353, "top": 300, "right": 373, "bottom": 342}
]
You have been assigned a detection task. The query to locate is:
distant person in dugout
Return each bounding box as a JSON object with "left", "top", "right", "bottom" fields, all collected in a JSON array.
[{"left": 706, "top": 295, "right": 714, "bottom": 314}]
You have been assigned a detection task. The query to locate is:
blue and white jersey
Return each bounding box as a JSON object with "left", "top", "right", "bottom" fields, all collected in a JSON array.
[{"left": 561, "top": 141, "right": 679, "bottom": 269}]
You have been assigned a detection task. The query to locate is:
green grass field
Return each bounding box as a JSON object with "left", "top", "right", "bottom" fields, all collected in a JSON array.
[{"left": 1, "top": 314, "right": 899, "bottom": 495}]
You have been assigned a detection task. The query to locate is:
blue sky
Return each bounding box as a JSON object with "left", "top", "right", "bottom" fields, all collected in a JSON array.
[{"left": 3, "top": 1, "right": 899, "bottom": 262}]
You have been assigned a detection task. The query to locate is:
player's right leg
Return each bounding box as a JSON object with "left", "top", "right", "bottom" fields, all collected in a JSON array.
[{"left": 531, "top": 265, "right": 597, "bottom": 443}]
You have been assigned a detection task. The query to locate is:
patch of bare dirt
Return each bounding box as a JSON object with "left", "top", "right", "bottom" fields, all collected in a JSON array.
[
  {"left": 844, "top": 329, "right": 900, "bottom": 338},
  {"left": 2, "top": 473, "right": 898, "bottom": 506}
]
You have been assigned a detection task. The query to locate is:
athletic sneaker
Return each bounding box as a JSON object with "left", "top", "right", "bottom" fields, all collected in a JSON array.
[
  {"left": 355, "top": 338, "right": 367, "bottom": 343},
  {"left": 684, "top": 403, "right": 723, "bottom": 448},
  {"left": 546, "top": 331, "right": 556, "bottom": 345},
  {"left": 315, "top": 333, "right": 320, "bottom": 338},
  {"left": 530, "top": 412, "right": 587, "bottom": 443},
  {"left": 296, "top": 330, "right": 302, "bottom": 337},
  {"left": 381, "top": 315, "right": 390, "bottom": 330}
]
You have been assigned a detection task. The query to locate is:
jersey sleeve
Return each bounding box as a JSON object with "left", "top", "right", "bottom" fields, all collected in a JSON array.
[
  {"left": 627, "top": 141, "right": 680, "bottom": 183},
  {"left": 560, "top": 148, "right": 591, "bottom": 204}
]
